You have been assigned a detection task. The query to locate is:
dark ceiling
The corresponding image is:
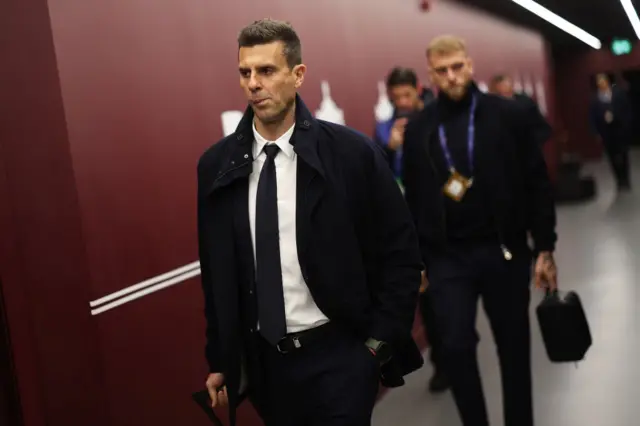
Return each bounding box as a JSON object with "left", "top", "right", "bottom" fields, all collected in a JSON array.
[{"left": 454, "top": 0, "right": 639, "bottom": 52}]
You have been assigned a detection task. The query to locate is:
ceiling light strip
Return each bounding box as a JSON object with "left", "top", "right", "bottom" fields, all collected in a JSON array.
[
  {"left": 620, "top": 0, "right": 640, "bottom": 39},
  {"left": 511, "top": 0, "right": 602, "bottom": 49}
]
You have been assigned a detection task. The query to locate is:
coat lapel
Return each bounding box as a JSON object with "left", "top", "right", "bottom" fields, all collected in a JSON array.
[
  {"left": 471, "top": 94, "right": 494, "bottom": 182},
  {"left": 210, "top": 95, "right": 327, "bottom": 273},
  {"left": 233, "top": 179, "right": 255, "bottom": 283},
  {"left": 209, "top": 105, "right": 254, "bottom": 195},
  {"left": 291, "top": 96, "right": 326, "bottom": 259}
]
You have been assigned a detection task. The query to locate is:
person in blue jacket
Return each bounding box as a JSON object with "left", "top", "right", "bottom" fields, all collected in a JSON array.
[{"left": 374, "top": 68, "right": 434, "bottom": 182}]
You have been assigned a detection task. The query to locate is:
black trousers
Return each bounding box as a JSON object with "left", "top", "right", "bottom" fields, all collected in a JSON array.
[
  {"left": 418, "top": 290, "right": 444, "bottom": 369},
  {"left": 427, "top": 242, "right": 533, "bottom": 426},
  {"left": 604, "top": 140, "right": 631, "bottom": 188},
  {"left": 254, "top": 330, "right": 379, "bottom": 426}
]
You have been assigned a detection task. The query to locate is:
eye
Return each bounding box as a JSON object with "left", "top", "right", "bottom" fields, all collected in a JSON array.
[{"left": 239, "top": 69, "right": 250, "bottom": 78}]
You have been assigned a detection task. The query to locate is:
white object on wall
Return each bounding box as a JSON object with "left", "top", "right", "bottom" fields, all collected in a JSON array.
[
  {"left": 315, "top": 81, "right": 345, "bottom": 125},
  {"left": 220, "top": 110, "right": 244, "bottom": 137},
  {"left": 535, "top": 80, "right": 548, "bottom": 116},
  {"left": 478, "top": 81, "right": 489, "bottom": 93},
  {"left": 374, "top": 81, "right": 394, "bottom": 122},
  {"left": 513, "top": 74, "right": 523, "bottom": 93},
  {"left": 524, "top": 74, "right": 535, "bottom": 97}
]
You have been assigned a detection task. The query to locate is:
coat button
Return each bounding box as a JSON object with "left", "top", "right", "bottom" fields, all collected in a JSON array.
[
  {"left": 303, "top": 120, "right": 310, "bottom": 127},
  {"left": 244, "top": 154, "right": 249, "bottom": 159},
  {"left": 237, "top": 134, "right": 244, "bottom": 140}
]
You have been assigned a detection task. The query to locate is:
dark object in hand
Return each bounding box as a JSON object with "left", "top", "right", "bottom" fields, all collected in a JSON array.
[
  {"left": 536, "top": 289, "right": 592, "bottom": 362},
  {"left": 192, "top": 390, "right": 224, "bottom": 426}
]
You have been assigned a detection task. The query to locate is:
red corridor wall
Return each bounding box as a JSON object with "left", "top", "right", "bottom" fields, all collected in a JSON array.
[{"left": 0, "top": 0, "right": 554, "bottom": 425}]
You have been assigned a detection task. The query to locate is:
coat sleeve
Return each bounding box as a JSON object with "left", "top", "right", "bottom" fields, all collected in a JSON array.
[
  {"left": 197, "top": 160, "right": 222, "bottom": 373},
  {"left": 401, "top": 120, "right": 434, "bottom": 271},
  {"left": 510, "top": 105, "right": 558, "bottom": 254},
  {"left": 365, "top": 142, "right": 423, "bottom": 344}
]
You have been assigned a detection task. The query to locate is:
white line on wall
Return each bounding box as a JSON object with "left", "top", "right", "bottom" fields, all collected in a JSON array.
[
  {"left": 89, "top": 261, "right": 200, "bottom": 308},
  {"left": 90, "top": 266, "right": 202, "bottom": 316}
]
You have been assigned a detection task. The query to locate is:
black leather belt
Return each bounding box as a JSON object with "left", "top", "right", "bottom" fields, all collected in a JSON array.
[{"left": 275, "top": 322, "right": 338, "bottom": 354}]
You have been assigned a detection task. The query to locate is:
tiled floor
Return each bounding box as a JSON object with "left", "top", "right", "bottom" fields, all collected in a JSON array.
[{"left": 373, "top": 150, "right": 640, "bottom": 426}]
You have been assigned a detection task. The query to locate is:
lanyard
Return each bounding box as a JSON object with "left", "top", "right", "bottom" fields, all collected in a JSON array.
[{"left": 438, "top": 96, "right": 477, "bottom": 174}]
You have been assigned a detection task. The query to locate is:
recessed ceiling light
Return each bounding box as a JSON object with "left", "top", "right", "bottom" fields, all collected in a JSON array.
[{"left": 511, "top": 0, "right": 602, "bottom": 49}]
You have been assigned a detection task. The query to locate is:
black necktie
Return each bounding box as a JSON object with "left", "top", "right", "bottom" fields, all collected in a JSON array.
[{"left": 255, "top": 144, "right": 287, "bottom": 345}]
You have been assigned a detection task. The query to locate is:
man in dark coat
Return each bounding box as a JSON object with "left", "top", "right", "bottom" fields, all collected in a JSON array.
[
  {"left": 197, "top": 19, "right": 423, "bottom": 426},
  {"left": 589, "top": 73, "right": 633, "bottom": 190},
  {"left": 403, "top": 35, "right": 558, "bottom": 426},
  {"left": 491, "top": 74, "right": 552, "bottom": 147}
]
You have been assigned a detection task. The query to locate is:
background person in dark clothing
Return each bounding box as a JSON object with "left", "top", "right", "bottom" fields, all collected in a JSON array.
[
  {"left": 198, "top": 19, "right": 424, "bottom": 426},
  {"left": 372, "top": 67, "right": 450, "bottom": 393},
  {"left": 590, "top": 73, "right": 633, "bottom": 190},
  {"left": 420, "top": 83, "right": 436, "bottom": 105},
  {"left": 491, "top": 74, "right": 552, "bottom": 146},
  {"left": 403, "top": 35, "right": 558, "bottom": 426}
]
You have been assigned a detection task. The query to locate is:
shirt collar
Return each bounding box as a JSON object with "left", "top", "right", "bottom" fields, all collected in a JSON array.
[{"left": 252, "top": 121, "right": 296, "bottom": 159}]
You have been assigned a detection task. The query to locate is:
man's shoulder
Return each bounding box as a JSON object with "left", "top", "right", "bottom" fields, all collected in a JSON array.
[
  {"left": 316, "top": 119, "right": 381, "bottom": 156},
  {"left": 197, "top": 134, "right": 236, "bottom": 174},
  {"left": 404, "top": 102, "right": 436, "bottom": 137},
  {"left": 481, "top": 92, "right": 528, "bottom": 122},
  {"left": 480, "top": 92, "right": 513, "bottom": 108}
]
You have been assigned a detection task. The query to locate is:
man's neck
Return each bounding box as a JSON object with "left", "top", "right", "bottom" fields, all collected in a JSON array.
[{"left": 254, "top": 103, "right": 296, "bottom": 141}]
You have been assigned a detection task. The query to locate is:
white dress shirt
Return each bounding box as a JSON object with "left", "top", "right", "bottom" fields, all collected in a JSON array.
[{"left": 249, "top": 121, "right": 330, "bottom": 333}]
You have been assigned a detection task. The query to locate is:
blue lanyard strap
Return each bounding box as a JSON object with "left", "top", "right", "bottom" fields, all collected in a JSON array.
[{"left": 438, "top": 96, "right": 477, "bottom": 174}]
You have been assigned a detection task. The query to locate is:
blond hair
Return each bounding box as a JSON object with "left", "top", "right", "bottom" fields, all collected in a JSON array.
[{"left": 426, "top": 35, "right": 467, "bottom": 58}]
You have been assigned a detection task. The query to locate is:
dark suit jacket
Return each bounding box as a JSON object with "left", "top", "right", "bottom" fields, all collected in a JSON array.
[
  {"left": 402, "top": 89, "right": 557, "bottom": 268},
  {"left": 197, "top": 95, "right": 424, "bottom": 425},
  {"left": 589, "top": 86, "right": 633, "bottom": 145},
  {"left": 513, "top": 93, "right": 552, "bottom": 146}
]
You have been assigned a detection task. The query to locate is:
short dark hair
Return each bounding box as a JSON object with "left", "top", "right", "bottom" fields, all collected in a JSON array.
[
  {"left": 386, "top": 67, "right": 418, "bottom": 89},
  {"left": 237, "top": 19, "right": 302, "bottom": 69}
]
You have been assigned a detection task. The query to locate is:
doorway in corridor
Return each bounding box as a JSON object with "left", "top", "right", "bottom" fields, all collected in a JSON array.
[{"left": 0, "top": 278, "right": 22, "bottom": 426}]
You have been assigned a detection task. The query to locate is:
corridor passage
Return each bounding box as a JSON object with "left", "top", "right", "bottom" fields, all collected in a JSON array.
[{"left": 374, "top": 150, "right": 640, "bottom": 426}]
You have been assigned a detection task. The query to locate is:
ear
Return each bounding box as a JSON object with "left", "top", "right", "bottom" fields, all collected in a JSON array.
[
  {"left": 467, "top": 57, "right": 474, "bottom": 75},
  {"left": 292, "top": 64, "right": 306, "bottom": 89}
]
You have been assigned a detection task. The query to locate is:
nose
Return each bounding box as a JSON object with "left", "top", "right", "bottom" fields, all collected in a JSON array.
[
  {"left": 446, "top": 68, "right": 457, "bottom": 81},
  {"left": 248, "top": 73, "right": 260, "bottom": 92}
]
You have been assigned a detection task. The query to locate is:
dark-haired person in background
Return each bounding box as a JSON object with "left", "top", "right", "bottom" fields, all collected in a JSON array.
[
  {"left": 373, "top": 67, "right": 425, "bottom": 180},
  {"left": 491, "top": 74, "right": 552, "bottom": 147},
  {"left": 197, "top": 19, "right": 424, "bottom": 426},
  {"left": 590, "top": 73, "right": 633, "bottom": 191},
  {"left": 372, "top": 66, "right": 449, "bottom": 393},
  {"left": 403, "top": 35, "right": 558, "bottom": 426}
]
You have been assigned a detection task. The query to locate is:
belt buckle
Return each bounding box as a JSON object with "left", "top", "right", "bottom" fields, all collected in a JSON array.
[{"left": 276, "top": 336, "right": 302, "bottom": 354}]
